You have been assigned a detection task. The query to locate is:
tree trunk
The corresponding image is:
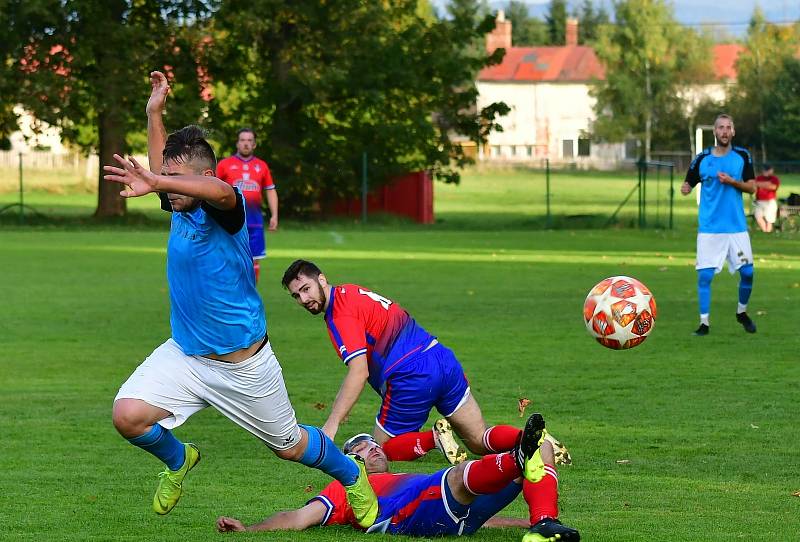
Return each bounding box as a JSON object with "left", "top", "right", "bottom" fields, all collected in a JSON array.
[{"left": 95, "top": 109, "right": 127, "bottom": 217}]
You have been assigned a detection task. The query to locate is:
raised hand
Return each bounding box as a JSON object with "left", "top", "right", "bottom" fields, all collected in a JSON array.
[
  {"left": 103, "top": 154, "right": 160, "bottom": 198},
  {"left": 146, "top": 71, "right": 170, "bottom": 116}
]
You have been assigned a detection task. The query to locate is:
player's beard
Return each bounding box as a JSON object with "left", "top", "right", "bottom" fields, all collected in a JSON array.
[{"left": 304, "top": 280, "right": 327, "bottom": 315}]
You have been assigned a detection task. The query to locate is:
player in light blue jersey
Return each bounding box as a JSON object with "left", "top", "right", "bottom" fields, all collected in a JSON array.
[
  {"left": 103, "top": 71, "right": 377, "bottom": 526},
  {"left": 681, "top": 114, "right": 757, "bottom": 336}
]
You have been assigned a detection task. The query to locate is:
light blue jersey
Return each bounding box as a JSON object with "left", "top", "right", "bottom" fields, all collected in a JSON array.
[
  {"left": 685, "top": 146, "right": 755, "bottom": 233},
  {"left": 164, "top": 190, "right": 266, "bottom": 355}
]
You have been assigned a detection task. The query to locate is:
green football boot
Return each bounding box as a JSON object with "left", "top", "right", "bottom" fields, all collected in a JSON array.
[
  {"left": 343, "top": 453, "right": 379, "bottom": 528},
  {"left": 516, "top": 413, "right": 547, "bottom": 483},
  {"left": 522, "top": 517, "right": 581, "bottom": 542},
  {"left": 152, "top": 443, "right": 201, "bottom": 515}
]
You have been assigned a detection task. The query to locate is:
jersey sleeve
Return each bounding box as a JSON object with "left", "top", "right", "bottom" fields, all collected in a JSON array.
[
  {"left": 741, "top": 152, "right": 755, "bottom": 182},
  {"left": 307, "top": 481, "right": 353, "bottom": 526},
  {"left": 685, "top": 152, "right": 704, "bottom": 187},
  {"left": 201, "top": 188, "right": 245, "bottom": 235},
  {"left": 262, "top": 162, "right": 275, "bottom": 190},
  {"left": 327, "top": 315, "right": 368, "bottom": 364}
]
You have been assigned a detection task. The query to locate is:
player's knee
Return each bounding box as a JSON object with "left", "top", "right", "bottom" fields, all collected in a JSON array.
[
  {"left": 540, "top": 439, "right": 555, "bottom": 465},
  {"left": 273, "top": 440, "right": 305, "bottom": 462},
  {"left": 697, "top": 267, "right": 715, "bottom": 287},
  {"left": 112, "top": 401, "right": 147, "bottom": 437},
  {"left": 739, "top": 263, "right": 754, "bottom": 281}
]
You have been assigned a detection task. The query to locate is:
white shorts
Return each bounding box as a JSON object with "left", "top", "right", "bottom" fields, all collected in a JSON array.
[
  {"left": 754, "top": 199, "right": 778, "bottom": 223},
  {"left": 115, "top": 338, "right": 301, "bottom": 450},
  {"left": 696, "top": 232, "right": 753, "bottom": 274}
]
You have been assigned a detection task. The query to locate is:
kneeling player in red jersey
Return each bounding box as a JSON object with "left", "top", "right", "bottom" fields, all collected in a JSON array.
[
  {"left": 281, "top": 259, "right": 569, "bottom": 466},
  {"left": 217, "top": 413, "right": 579, "bottom": 542}
]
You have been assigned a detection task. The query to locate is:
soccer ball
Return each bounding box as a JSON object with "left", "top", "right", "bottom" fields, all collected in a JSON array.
[{"left": 583, "top": 276, "right": 656, "bottom": 350}]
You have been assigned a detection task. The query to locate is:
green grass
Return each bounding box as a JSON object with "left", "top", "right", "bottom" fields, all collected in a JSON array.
[{"left": 1, "top": 169, "right": 799, "bottom": 541}]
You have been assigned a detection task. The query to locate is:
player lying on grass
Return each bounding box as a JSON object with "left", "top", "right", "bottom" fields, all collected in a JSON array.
[
  {"left": 217, "top": 413, "right": 580, "bottom": 542},
  {"left": 102, "top": 71, "right": 377, "bottom": 525},
  {"left": 282, "top": 260, "right": 571, "bottom": 467}
]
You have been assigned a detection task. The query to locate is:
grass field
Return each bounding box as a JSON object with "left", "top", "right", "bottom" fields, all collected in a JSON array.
[{"left": 1, "top": 169, "right": 799, "bottom": 541}]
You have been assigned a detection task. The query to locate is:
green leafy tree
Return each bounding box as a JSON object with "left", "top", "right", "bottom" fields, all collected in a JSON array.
[
  {"left": 209, "top": 0, "right": 508, "bottom": 215},
  {"left": 591, "top": 0, "right": 711, "bottom": 160},
  {"left": 546, "top": 0, "right": 567, "bottom": 45},
  {"left": 506, "top": 1, "right": 548, "bottom": 46},
  {"left": 728, "top": 8, "right": 800, "bottom": 162},
  {"left": 760, "top": 57, "right": 800, "bottom": 160},
  {"left": 8, "top": 0, "right": 214, "bottom": 217},
  {"left": 574, "top": 0, "right": 610, "bottom": 45}
]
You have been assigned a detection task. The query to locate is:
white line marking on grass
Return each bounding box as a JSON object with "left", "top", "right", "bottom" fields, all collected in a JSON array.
[{"left": 329, "top": 231, "right": 344, "bottom": 244}]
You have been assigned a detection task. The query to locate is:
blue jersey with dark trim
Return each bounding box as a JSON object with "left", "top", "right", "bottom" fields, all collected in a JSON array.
[{"left": 685, "top": 146, "right": 754, "bottom": 233}]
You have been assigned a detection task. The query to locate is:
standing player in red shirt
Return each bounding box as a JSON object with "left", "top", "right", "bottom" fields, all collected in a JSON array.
[
  {"left": 753, "top": 163, "right": 780, "bottom": 233},
  {"left": 217, "top": 413, "right": 580, "bottom": 542},
  {"left": 281, "top": 260, "right": 570, "bottom": 467},
  {"left": 216, "top": 129, "right": 278, "bottom": 281}
]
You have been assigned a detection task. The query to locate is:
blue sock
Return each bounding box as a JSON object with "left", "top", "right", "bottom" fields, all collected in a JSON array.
[
  {"left": 738, "top": 264, "right": 754, "bottom": 305},
  {"left": 128, "top": 424, "right": 186, "bottom": 471},
  {"left": 298, "top": 425, "right": 359, "bottom": 486},
  {"left": 697, "top": 267, "right": 715, "bottom": 316}
]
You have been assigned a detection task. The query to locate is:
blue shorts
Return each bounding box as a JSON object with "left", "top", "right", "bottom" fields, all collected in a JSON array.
[
  {"left": 376, "top": 343, "right": 470, "bottom": 437},
  {"left": 369, "top": 468, "right": 522, "bottom": 536},
  {"left": 247, "top": 224, "right": 266, "bottom": 259}
]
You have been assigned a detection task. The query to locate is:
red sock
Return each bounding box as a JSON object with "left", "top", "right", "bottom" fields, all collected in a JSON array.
[
  {"left": 382, "top": 431, "right": 436, "bottom": 461},
  {"left": 524, "top": 464, "right": 559, "bottom": 524},
  {"left": 483, "top": 425, "right": 522, "bottom": 452},
  {"left": 463, "top": 452, "right": 521, "bottom": 495},
  {"left": 253, "top": 261, "right": 261, "bottom": 282}
]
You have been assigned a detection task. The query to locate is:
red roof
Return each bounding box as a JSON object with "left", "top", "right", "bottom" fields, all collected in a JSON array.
[
  {"left": 712, "top": 43, "right": 743, "bottom": 81},
  {"left": 479, "top": 43, "right": 743, "bottom": 83},
  {"left": 479, "top": 45, "right": 604, "bottom": 82}
]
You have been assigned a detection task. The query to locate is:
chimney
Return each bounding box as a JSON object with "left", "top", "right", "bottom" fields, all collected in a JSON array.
[
  {"left": 566, "top": 18, "right": 579, "bottom": 46},
  {"left": 486, "top": 10, "right": 512, "bottom": 54}
]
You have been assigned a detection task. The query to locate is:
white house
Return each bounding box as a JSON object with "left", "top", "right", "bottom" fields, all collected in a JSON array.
[{"left": 477, "top": 12, "right": 743, "bottom": 167}]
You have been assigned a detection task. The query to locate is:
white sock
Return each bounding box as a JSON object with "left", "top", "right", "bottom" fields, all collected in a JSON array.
[
  {"left": 700, "top": 314, "right": 709, "bottom": 326},
  {"left": 737, "top": 303, "right": 747, "bottom": 314}
]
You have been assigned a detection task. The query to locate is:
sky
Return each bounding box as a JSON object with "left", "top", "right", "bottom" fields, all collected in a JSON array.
[{"left": 433, "top": 1, "right": 800, "bottom": 38}]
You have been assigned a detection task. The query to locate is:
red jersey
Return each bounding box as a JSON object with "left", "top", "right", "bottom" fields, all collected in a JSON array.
[
  {"left": 310, "top": 470, "right": 450, "bottom": 535},
  {"left": 755, "top": 174, "right": 780, "bottom": 201},
  {"left": 216, "top": 155, "right": 275, "bottom": 226},
  {"left": 324, "top": 284, "right": 436, "bottom": 393}
]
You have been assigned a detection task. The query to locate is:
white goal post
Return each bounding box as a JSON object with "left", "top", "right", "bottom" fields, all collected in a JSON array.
[{"left": 694, "top": 125, "right": 715, "bottom": 205}]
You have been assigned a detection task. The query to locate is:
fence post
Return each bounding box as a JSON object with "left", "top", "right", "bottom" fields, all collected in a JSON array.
[
  {"left": 361, "top": 151, "right": 368, "bottom": 223},
  {"left": 18, "top": 152, "right": 25, "bottom": 224},
  {"left": 669, "top": 164, "right": 674, "bottom": 230},
  {"left": 545, "top": 158, "right": 551, "bottom": 228}
]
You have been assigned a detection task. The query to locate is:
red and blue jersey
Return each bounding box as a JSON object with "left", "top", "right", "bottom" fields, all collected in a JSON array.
[
  {"left": 310, "top": 470, "right": 462, "bottom": 536},
  {"left": 216, "top": 155, "right": 275, "bottom": 228},
  {"left": 324, "top": 285, "right": 436, "bottom": 393}
]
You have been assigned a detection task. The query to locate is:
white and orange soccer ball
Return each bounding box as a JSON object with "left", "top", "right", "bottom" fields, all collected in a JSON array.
[{"left": 583, "top": 276, "right": 656, "bottom": 350}]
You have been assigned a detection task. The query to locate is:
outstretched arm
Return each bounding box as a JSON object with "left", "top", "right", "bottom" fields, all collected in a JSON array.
[
  {"left": 216, "top": 501, "right": 327, "bottom": 533},
  {"left": 103, "top": 154, "right": 237, "bottom": 209},
  {"left": 322, "top": 355, "right": 369, "bottom": 440},
  {"left": 146, "top": 71, "right": 169, "bottom": 173}
]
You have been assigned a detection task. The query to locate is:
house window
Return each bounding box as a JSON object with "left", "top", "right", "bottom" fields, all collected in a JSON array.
[
  {"left": 526, "top": 146, "right": 533, "bottom": 157},
  {"left": 562, "top": 139, "right": 574, "bottom": 159},
  {"left": 510, "top": 146, "right": 517, "bottom": 157},
  {"left": 578, "top": 139, "right": 591, "bottom": 157},
  {"left": 492, "top": 146, "right": 501, "bottom": 157}
]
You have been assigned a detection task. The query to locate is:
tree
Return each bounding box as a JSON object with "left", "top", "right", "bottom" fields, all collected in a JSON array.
[
  {"left": 591, "top": 0, "right": 711, "bottom": 160},
  {"left": 760, "top": 57, "right": 800, "bottom": 160},
  {"left": 8, "top": 0, "right": 214, "bottom": 217},
  {"left": 209, "top": 0, "right": 508, "bottom": 215},
  {"left": 506, "top": 1, "right": 548, "bottom": 46},
  {"left": 546, "top": 0, "right": 567, "bottom": 45},
  {"left": 728, "top": 8, "right": 800, "bottom": 162},
  {"left": 573, "top": 0, "right": 610, "bottom": 45}
]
